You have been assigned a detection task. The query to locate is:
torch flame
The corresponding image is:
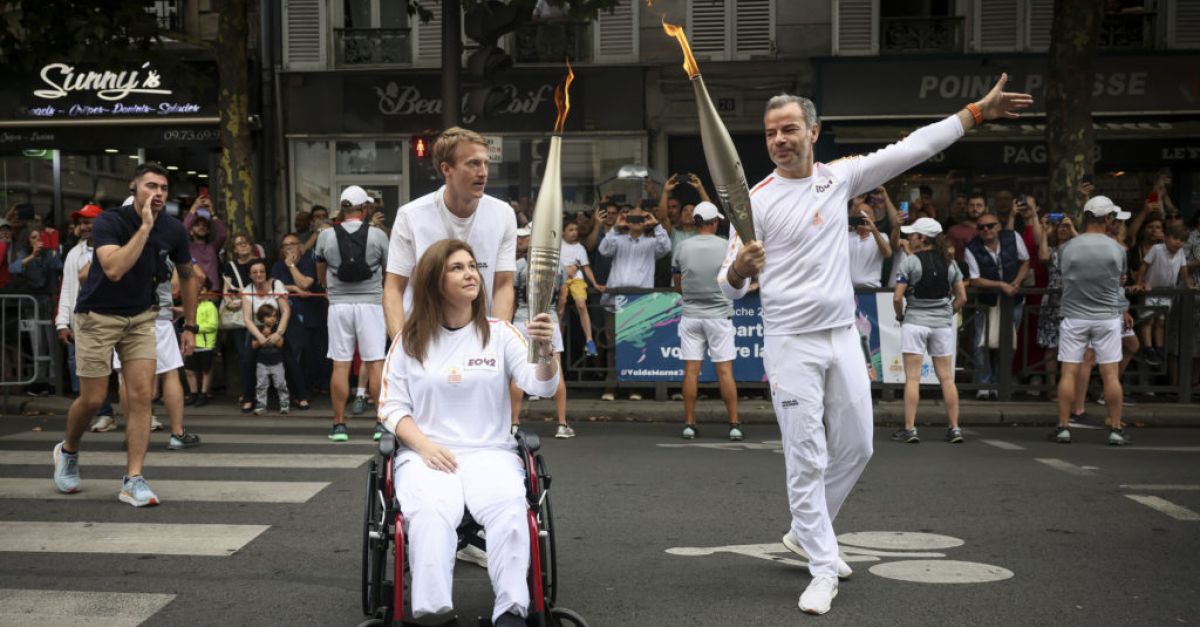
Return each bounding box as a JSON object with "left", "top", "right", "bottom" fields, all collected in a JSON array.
[
  {"left": 661, "top": 17, "right": 700, "bottom": 78},
  {"left": 553, "top": 58, "right": 575, "bottom": 134}
]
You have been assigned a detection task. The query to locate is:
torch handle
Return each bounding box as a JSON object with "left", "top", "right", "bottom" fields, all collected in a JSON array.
[
  {"left": 526, "top": 246, "right": 561, "bottom": 363},
  {"left": 715, "top": 175, "right": 756, "bottom": 243}
]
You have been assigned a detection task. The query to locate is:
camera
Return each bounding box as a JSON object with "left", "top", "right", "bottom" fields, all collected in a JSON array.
[
  {"left": 848, "top": 216, "right": 866, "bottom": 227},
  {"left": 626, "top": 214, "right": 646, "bottom": 225}
]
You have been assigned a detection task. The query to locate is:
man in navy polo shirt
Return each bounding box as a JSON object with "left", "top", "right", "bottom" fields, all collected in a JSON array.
[{"left": 53, "top": 162, "right": 196, "bottom": 507}]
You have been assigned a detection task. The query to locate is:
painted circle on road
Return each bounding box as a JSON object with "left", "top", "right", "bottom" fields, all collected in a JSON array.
[
  {"left": 838, "top": 531, "right": 964, "bottom": 551},
  {"left": 869, "top": 559, "right": 1014, "bottom": 584}
]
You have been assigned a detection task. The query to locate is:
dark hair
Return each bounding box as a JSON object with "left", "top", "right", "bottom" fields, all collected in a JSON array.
[
  {"left": 133, "top": 162, "right": 168, "bottom": 180},
  {"left": 402, "top": 239, "right": 490, "bottom": 365},
  {"left": 311, "top": 205, "right": 328, "bottom": 216},
  {"left": 1082, "top": 212, "right": 1108, "bottom": 227},
  {"left": 1165, "top": 223, "right": 1188, "bottom": 240},
  {"left": 968, "top": 192, "right": 987, "bottom": 204},
  {"left": 256, "top": 303, "right": 277, "bottom": 322}
]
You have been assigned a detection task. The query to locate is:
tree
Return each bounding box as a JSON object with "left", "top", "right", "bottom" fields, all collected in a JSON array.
[
  {"left": 216, "top": 0, "right": 255, "bottom": 244},
  {"left": 1045, "top": 0, "right": 1104, "bottom": 220},
  {"left": 0, "top": 0, "right": 165, "bottom": 71}
]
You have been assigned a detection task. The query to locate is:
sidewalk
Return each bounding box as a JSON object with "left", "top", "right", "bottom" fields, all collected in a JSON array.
[{"left": 4, "top": 392, "right": 1198, "bottom": 428}]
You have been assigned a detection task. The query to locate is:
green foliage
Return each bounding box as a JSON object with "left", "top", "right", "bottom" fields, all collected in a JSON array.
[{"left": 0, "top": 0, "right": 166, "bottom": 72}]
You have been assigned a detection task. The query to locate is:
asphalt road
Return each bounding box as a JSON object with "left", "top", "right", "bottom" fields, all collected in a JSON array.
[{"left": 1, "top": 414, "right": 1197, "bottom": 626}]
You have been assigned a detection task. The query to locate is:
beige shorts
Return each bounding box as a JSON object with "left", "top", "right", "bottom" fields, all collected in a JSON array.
[{"left": 73, "top": 309, "right": 158, "bottom": 379}]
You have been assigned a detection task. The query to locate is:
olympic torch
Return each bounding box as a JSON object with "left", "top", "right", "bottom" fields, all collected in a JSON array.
[
  {"left": 527, "top": 61, "right": 574, "bottom": 362},
  {"left": 663, "top": 20, "right": 756, "bottom": 243}
]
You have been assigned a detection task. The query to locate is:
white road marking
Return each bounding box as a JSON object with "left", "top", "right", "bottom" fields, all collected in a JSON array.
[
  {"left": 1124, "top": 495, "right": 1200, "bottom": 521},
  {"left": 0, "top": 450, "right": 368, "bottom": 469},
  {"left": 1109, "top": 447, "right": 1200, "bottom": 452},
  {"left": 1, "top": 431, "right": 373, "bottom": 447},
  {"left": 838, "top": 531, "right": 964, "bottom": 551},
  {"left": 981, "top": 439, "right": 1025, "bottom": 451},
  {"left": 1119, "top": 484, "right": 1200, "bottom": 491},
  {"left": 869, "top": 559, "right": 1014, "bottom": 584},
  {"left": 1035, "top": 458, "right": 1093, "bottom": 476},
  {"left": 0, "top": 588, "right": 175, "bottom": 627},
  {"left": 657, "top": 441, "right": 783, "bottom": 452},
  {"left": 0, "top": 522, "right": 269, "bottom": 556},
  {"left": 0, "top": 478, "right": 328, "bottom": 503}
]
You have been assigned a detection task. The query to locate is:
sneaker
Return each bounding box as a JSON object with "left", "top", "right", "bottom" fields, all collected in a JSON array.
[
  {"left": 728, "top": 424, "right": 744, "bottom": 441},
  {"left": 329, "top": 423, "right": 349, "bottom": 442},
  {"left": 253, "top": 404, "right": 267, "bottom": 416},
  {"left": 52, "top": 441, "right": 81, "bottom": 494},
  {"left": 670, "top": 392, "right": 684, "bottom": 401},
  {"left": 118, "top": 475, "right": 160, "bottom": 507},
  {"left": 89, "top": 415, "right": 117, "bottom": 432},
  {"left": 184, "top": 394, "right": 197, "bottom": 406},
  {"left": 600, "top": 392, "right": 615, "bottom": 401},
  {"left": 629, "top": 392, "right": 643, "bottom": 401},
  {"left": 975, "top": 389, "right": 990, "bottom": 401},
  {"left": 1049, "top": 426, "right": 1071, "bottom": 444},
  {"left": 456, "top": 544, "right": 488, "bottom": 569},
  {"left": 1068, "top": 412, "right": 1104, "bottom": 430},
  {"left": 945, "top": 427, "right": 964, "bottom": 444},
  {"left": 167, "top": 432, "right": 201, "bottom": 450},
  {"left": 350, "top": 395, "right": 367, "bottom": 416},
  {"left": 891, "top": 428, "right": 919, "bottom": 443},
  {"left": 150, "top": 415, "right": 164, "bottom": 431},
  {"left": 1109, "top": 428, "right": 1132, "bottom": 446},
  {"left": 682, "top": 425, "right": 697, "bottom": 440},
  {"left": 373, "top": 422, "right": 387, "bottom": 441},
  {"left": 798, "top": 575, "right": 839, "bottom": 615},
  {"left": 584, "top": 339, "right": 598, "bottom": 357},
  {"left": 1140, "top": 347, "right": 1163, "bottom": 367},
  {"left": 555, "top": 425, "right": 576, "bottom": 439},
  {"left": 280, "top": 405, "right": 290, "bottom": 415},
  {"left": 782, "top": 531, "right": 852, "bottom": 579},
  {"left": 510, "top": 424, "right": 520, "bottom": 436}
]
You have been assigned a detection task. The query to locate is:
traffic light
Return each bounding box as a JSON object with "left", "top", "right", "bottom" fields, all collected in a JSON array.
[
  {"left": 463, "top": 0, "right": 524, "bottom": 118},
  {"left": 413, "top": 136, "right": 429, "bottom": 159}
]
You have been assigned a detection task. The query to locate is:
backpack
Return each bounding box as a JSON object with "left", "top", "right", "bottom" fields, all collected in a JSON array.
[
  {"left": 912, "top": 250, "right": 950, "bottom": 300},
  {"left": 333, "top": 223, "right": 374, "bottom": 283}
]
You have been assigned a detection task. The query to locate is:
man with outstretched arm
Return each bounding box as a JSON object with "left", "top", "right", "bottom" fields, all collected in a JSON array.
[
  {"left": 719, "top": 75, "right": 1032, "bottom": 615},
  {"left": 52, "top": 162, "right": 196, "bottom": 506}
]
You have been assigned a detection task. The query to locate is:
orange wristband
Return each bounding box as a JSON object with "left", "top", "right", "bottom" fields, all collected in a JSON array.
[{"left": 966, "top": 103, "right": 984, "bottom": 126}]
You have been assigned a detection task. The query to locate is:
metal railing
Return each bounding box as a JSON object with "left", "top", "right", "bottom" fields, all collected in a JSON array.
[
  {"left": 513, "top": 22, "right": 593, "bottom": 64},
  {"left": 553, "top": 285, "right": 1197, "bottom": 404},
  {"left": 880, "top": 16, "right": 965, "bottom": 54},
  {"left": 1099, "top": 11, "right": 1157, "bottom": 50},
  {"left": 334, "top": 28, "right": 413, "bottom": 67},
  {"left": 0, "top": 294, "right": 59, "bottom": 414}
]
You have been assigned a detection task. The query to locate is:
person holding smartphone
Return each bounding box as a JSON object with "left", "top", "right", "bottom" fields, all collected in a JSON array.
[{"left": 847, "top": 194, "right": 892, "bottom": 289}]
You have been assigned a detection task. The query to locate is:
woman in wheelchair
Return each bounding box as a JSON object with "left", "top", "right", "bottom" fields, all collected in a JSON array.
[{"left": 378, "top": 239, "right": 559, "bottom": 627}]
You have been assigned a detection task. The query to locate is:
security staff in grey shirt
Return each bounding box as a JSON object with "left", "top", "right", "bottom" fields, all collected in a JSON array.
[
  {"left": 1052, "top": 196, "right": 1135, "bottom": 446},
  {"left": 671, "top": 202, "right": 741, "bottom": 441}
]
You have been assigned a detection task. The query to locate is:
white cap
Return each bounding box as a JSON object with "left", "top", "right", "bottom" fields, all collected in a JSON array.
[
  {"left": 339, "top": 185, "right": 371, "bottom": 207},
  {"left": 900, "top": 217, "right": 943, "bottom": 238},
  {"left": 1083, "top": 195, "right": 1131, "bottom": 220},
  {"left": 516, "top": 226, "right": 532, "bottom": 237},
  {"left": 692, "top": 201, "right": 724, "bottom": 222}
]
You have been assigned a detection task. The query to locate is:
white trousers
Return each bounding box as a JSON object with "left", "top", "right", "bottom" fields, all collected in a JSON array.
[
  {"left": 765, "top": 326, "right": 874, "bottom": 578},
  {"left": 394, "top": 447, "right": 530, "bottom": 623}
]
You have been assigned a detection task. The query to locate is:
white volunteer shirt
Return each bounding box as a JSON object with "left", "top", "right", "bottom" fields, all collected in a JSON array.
[
  {"left": 388, "top": 186, "right": 517, "bottom": 313},
  {"left": 56, "top": 239, "right": 94, "bottom": 331},
  {"left": 720, "top": 114, "right": 964, "bottom": 335},
  {"left": 847, "top": 232, "right": 886, "bottom": 288},
  {"left": 378, "top": 319, "right": 559, "bottom": 452}
]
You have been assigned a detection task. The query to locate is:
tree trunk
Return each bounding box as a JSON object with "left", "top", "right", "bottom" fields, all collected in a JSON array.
[
  {"left": 1045, "top": 0, "right": 1103, "bottom": 221},
  {"left": 217, "top": 0, "right": 255, "bottom": 242}
]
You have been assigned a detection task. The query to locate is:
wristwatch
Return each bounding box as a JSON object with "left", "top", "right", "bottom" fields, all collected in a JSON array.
[{"left": 183, "top": 324, "right": 200, "bottom": 333}]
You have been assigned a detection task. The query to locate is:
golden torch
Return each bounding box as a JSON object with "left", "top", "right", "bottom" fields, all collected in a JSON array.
[
  {"left": 527, "top": 60, "right": 574, "bottom": 362},
  {"left": 662, "top": 19, "right": 756, "bottom": 242}
]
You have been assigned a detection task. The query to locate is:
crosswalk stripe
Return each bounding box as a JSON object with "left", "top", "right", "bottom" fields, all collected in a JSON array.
[
  {"left": 0, "top": 478, "right": 329, "bottom": 503},
  {"left": 1119, "top": 484, "right": 1200, "bottom": 491},
  {"left": 0, "top": 450, "right": 369, "bottom": 469},
  {"left": 0, "top": 521, "right": 269, "bottom": 556},
  {"left": 981, "top": 439, "right": 1025, "bottom": 451},
  {"left": 1, "top": 431, "right": 375, "bottom": 447},
  {"left": 1110, "top": 447, "right": 1200, "bottom": 452},
  {"left": 1035, "top": 458, "right": 1093, "bottom": 476},
  {"left": 0, "top": 588, "right": 175, "bottom": 627},
  {"left": 1124, "top": 495, "right": 1200, "bottom": 521},
  {"left": 160, "top": 417, "right": 365, "bottom": 430}
]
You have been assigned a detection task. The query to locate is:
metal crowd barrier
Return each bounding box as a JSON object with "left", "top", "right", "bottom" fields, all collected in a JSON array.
[
  {"left": 553, "top": 285, "right": 1197, "bottom": 404},
  {"left": 0, "top": 294, "right": 60, "bottom": 412}
]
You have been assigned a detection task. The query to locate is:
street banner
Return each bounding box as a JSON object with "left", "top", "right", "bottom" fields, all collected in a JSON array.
[{"left": 873, "top": 292, "right": 947, "bottom": 385}]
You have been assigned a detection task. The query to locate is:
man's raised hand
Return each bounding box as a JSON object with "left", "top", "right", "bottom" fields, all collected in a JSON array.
[{"left": 977, "top": 73, "right": 1034, "bottom": 121}]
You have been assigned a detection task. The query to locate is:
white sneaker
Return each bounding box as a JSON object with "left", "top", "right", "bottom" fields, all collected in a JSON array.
[
  {"left": 782, "top": 531, "right": 852, "bottom": 579},
  {"left": 799, "top": 575, "right": 838, "bottom": 615},
  {"left": 150, "top": 416, "right": 164, "bottom": 431},
  {"left": 90, "top": 415, "right": 117, "bottom": 432},
  {"left": 600, "top": 392, "right": 615, "bottom": 401},
  {"left": 456, "top": 544, "right": 488, "bottom": 569},
  {"left": 728, "top": 424, "right": 744, "bottom": 441},
  {"left": 555, "top": 425, "right": 576, "bottom": 439},
  {"left": 628, "top": 392, "right": 643, "bottom": 401}
]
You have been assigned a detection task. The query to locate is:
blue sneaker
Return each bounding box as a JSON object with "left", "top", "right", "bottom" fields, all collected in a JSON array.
[
  {"left": 52, "top": 441, "right": 81, "bottom": 494},
  {"left": 119, "top": 475, "right": 160, "bottom": 507},
  {"left": 350, "top": 395, "right": 367, "bottom": 416},
  {"left": 585, "top": 340, "right": 598, "bottom": 357}
]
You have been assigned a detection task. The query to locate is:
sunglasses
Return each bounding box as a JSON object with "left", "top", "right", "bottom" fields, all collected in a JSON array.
[{"left": 978, "top": 223, "right": 1000, "bottom": 230}]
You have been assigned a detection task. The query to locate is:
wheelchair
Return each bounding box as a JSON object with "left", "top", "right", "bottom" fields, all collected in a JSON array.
[{"left": 358, "top": 429, "right": 588, "bottom": 627}]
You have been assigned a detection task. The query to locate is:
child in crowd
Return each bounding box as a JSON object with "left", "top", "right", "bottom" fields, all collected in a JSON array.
[
  {"left": 1135, "top": 223, "right": 1195, "bottom": 366},
  {"left": 560, "top": 221, "right": 603, "bottom": 357},
  {"left": 251, "top": 303, "right": 290, "bottom": 415},
  {"left": 185, "top": 282, "right": 219, "bottom": 407}
]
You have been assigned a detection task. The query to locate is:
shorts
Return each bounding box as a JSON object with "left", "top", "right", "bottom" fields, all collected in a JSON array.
[
  {"left": 566, "top": 278, "right": 588, "bottom": 301},
  {"left": 113, "top": 318, "right": 184, "bottom": 375},
  {"left": 1059, "top": 317, "right": 1122, "bottom": 365},
  {"left": 516, "top": 319, "right": 564, "bottom": 354},
  {"left": 678, "top": 316, "right": 736, "bottom": 362},
  {"left": 73, "top": 309, "right": 157, "bottom": 379},
  {"left": 327, "top": 302, "right": 387, "bottom": 362},
  {"left": 900, "top": 323, "right": 956, "bottom": 358},
  {"left": 185, "top": 349, "right": 215, "bottom": 372}
]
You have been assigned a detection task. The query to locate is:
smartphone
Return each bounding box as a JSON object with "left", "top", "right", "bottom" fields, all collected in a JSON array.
[
  {"left": 849, "top": 216, "right": 866, "bottom": 227},
  {"left": 1048, "top": 212, "right": 1065, "bottom": 223},
  {"left": 1148, "top": 191, "right": 1159, "bottom": 203},
  {"left": 898, "top": 200, "right": 910, "bottom": 220},
  {"left": 198, "top": 186, "right": 210, "bottom": 199},
  {"left": 40, "top": 228, "right": 59, "bottom": 250},
  {"left": 626, "top": 214, "right": 646, "bottom": 225},
  {"left": 598, "top": 207, "right": 608, "bottom": 220}
]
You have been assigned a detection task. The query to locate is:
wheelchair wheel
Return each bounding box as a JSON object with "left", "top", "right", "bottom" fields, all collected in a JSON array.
[
  {"left": 548, "top": 607, "right": 589, "bottom": 627},
  {"left": 540, "top": 488, "right": 558, "bottom": 605},
  {"left": 361, "top": 457, "right": 389, "bottom": 616}
]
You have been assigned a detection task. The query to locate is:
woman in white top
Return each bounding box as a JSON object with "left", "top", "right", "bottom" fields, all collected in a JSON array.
[
  {"left": 241, "top": 260, "right": 311, "bottom": 410},
  {"left": 378, "top": 239, "right": 559, "bottom": 627}
]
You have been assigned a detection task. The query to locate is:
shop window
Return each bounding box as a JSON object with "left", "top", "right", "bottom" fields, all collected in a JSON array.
[
  {"left": 293, "top": 141, "right": 332, "bottom": 216},
  {"left": 486, "top": 135, "right": 645, "bottom": 214},
  {"left": 1099, "top": 0, "right": 1157, "bottom": 50},
  {"left": 335, "top": 141, "right": 404, "bottom": 175},
  {"left": 335, "top": 0, "right": 412, "bottom": 67}
]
